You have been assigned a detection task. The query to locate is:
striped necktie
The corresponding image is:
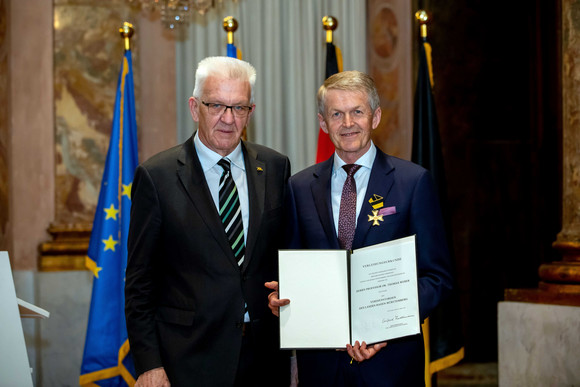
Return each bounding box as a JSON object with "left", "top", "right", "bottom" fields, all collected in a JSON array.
[{"left": 218, "top": 158, "right": 245, "bottom": 268}]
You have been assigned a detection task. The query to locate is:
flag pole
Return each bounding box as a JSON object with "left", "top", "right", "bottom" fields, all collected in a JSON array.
[
  {"left": 321, "top": 15, "right": 342, "bottom": 77},
  {"left": 120, "top": 22, "right": 134, "bottom": 52},
  {"left": 223, "top": 16, "right": 238, "bottom": 46},
  {"left": 315, "top": 16, "right": 341, "bottom": 163},
  {"left": 415, "top": 10, "right": 434, "bottom": 87},
  {"left": 223, "top": 16, "right": 247, "bottom": 141},
  {"left": 223, "top": 16, "right": 241, "bottom": 60},
  {"left": 416, "top": 11, "right": 433, "bottom": 387},
  {"left": 416, "top": 9, "right": 428, "bottom": 40},
  {"left": 322, "top": 15, "right": 338, "bottom": 44}
]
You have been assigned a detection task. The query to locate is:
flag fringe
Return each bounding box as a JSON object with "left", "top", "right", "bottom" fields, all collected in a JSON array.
[
  {"left": 422, "top": 318, "right": 431, "bottom": 387},
  {"left": 423, "top": 42, "right": 434, "bottom": 87},
  {"left": 430, "top": 346, "right": 465, "bottom": 374},
  {"left": 85, "top": 256, "right": 100, "bottom": 278},
  {"left": 80, "top": 340, "right": 135, "bottom": 386},
  {"left": 336, "top": 45, "right": 344, "bottom": 73}
]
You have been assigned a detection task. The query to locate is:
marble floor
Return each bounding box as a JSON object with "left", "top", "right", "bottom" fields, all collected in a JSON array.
[{"left": 437, "top": 362, "right": 498, "bottom": 387}]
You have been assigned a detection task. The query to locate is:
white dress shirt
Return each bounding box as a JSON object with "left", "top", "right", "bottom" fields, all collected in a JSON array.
[
  {"left": 194, "top": 132, "right": 249, "bottom": 245},
  {"left": 330, "top": 142, "right": 377, "bottom": 237}
]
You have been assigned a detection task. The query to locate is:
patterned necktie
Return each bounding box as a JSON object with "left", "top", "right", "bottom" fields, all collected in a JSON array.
[
  {"left": 337, "top": 164, "right": 361, "bottom": 250},
  {"left": 218, "top": 158, "right": 245, "bottom": 268}
]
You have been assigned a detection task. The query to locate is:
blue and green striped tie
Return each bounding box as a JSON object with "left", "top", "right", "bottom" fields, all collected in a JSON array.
[{"left": 218, "top": 158, "right": 245, "bottom": 268}]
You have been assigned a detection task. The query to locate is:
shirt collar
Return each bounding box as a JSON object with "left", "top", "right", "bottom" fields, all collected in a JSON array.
[
  {"left": 332, "top": 141, "right": 376, "bottom": 175},
  {"left": 194, "top": 132, "right": 245, "bottom": 173}
]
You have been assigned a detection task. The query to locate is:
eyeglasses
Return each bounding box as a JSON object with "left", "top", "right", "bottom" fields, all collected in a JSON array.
[{"left": 201, "top": 101, "right": 253, "bottom": 118}]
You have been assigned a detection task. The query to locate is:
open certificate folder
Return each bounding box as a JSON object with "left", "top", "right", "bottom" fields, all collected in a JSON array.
[{"left": 278, "top": 235, "right": 420, "bottom": 349}]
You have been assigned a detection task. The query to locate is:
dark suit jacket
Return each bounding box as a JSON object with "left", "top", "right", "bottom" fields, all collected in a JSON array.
[
  {"left": 125, "top": 136, "right": 291, "bottom": 387},
  {"left": 285, "top": 149, "right": 454, "bottom": 387}
]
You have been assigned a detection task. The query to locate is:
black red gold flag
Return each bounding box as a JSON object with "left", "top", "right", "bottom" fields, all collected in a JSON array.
[
  {"left": 412, "top": 27, "right": 465, "bottom": 385},
  {"left": 315, "top": 42, "right": 343, "bottom": 163}
]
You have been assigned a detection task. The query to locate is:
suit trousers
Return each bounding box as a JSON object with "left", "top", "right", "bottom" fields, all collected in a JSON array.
[{"left": 234, "top": 323, "right": 255, "bottom": 387}]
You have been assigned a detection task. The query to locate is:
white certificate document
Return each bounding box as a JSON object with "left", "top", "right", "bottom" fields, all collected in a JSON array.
[
  {"left": 278, "top": 235, "right": 419, "bottom": 349},
  {"left": 278, "top": 250, "right": 351, "bottom": 348},
  {"left": 349, "top": 236, "right": 420, "bottom": 344}
]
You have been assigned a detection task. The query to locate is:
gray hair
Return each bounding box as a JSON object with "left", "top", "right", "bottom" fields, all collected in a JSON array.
[
  {"left": 192, "top": 56, "right": 257, "bottom": 103},
  {"left": 317, "top": 70, "right": 380, "bottom": 115}
]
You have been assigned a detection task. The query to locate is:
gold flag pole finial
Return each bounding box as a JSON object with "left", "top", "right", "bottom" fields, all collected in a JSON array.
[
  {"left": 416, "top": 10, "right": 434, "bottom": 86},
  {"left": 415, "top": 10, "right": 429, "bottom": 39},
  {"left": 322, "top": 16, "right": 338, "bottom": 43},
  {"left": 119, "top": 22, "right": 134, "bottom": 51},
  {"left": 223, "top": 16, "right": 238, "bottom": 45}
]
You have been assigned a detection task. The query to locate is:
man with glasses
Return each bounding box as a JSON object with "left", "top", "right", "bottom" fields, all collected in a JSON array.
[
  {"left": 267, "top": 70, "right": 454, "bottom": 386},
  {"left": 126, "top": 56, "right": 291, "bottom": 387}
]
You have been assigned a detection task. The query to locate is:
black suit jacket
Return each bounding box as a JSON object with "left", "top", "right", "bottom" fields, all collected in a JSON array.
[
  {"left": 125, "top": 136, "right": 290, "bottom": 386},
  {"left": 285, "top": 149, "right": 454, "bottom": 387}
]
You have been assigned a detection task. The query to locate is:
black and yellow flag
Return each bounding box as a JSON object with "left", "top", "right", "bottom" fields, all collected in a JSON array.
[{"left": 412, "top": 17, "right": 465, "bottom": 386}]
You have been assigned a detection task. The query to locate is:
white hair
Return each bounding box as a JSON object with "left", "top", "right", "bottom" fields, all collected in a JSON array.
[{"left": 192, "top": 56, "right": 257, "bottom": 103}]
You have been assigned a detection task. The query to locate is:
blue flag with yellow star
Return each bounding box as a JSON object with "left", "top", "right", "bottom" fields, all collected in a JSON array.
[{"left": 80, "top": 48, "right": 138, "bottom": 387}]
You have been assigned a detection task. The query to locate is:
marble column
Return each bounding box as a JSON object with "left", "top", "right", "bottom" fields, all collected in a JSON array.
[
  {"left": 505, "top": 0, "right": 580, "bottom": 305},
  {"left": 499, "top": 3, "right": 580, "bottom": 382},
  {"left": 544, "top": 0, "right": 580, "bottom": 294},
  {"left": 505, "top": 0, "right": 580, "bottom": 306},
  {"left": 0, "top": 0, "right": 8, "bottom": 252},
  {"left": 499, "top": 6, "right": 580, "bottom": 384},
  {"left": 2, "top": 0, "right": 56, "bottom": 271}
]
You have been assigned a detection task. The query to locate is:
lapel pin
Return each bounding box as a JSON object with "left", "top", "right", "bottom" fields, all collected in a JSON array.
[{"left": 256, "top": 167, "right": 264, "bottom": 174}]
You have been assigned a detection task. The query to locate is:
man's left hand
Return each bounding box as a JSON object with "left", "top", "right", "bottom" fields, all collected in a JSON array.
[
  {"left": 346, "top": 341, "right": 387, "bottom": 363},
  {"left": 265, "top": 281, "right": 290, "bottom": 317}
]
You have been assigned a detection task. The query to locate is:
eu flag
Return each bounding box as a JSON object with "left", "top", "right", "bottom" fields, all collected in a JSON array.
[
  {"left": 80, "top": 48, "right": 138, "bottom": 387},
  {"left": 227, "top": 43, "right": 241, "bottom": 59},
  {"left": 315, "top": 41, "right": 342, "bottom": 163},
  {"left": 412, "top": 27, "right": 464, "bottom": 384},
  {"left": 227, "top": 41, "right": 246, "bottom": 142}
]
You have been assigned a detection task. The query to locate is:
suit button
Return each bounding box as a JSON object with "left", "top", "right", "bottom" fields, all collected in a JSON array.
[
  {"left": 236, "top": 322, "right": 243, "bottom": 329},
  {"left": 242, "top": 275, "right": 247, "bottom": 282}
]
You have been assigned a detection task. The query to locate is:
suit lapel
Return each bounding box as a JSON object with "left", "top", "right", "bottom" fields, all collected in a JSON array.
[
  {"left": 311, "top": 159, "right": 340, "bottom": 249},
  {"left": 242, "top": 142, "right": 265, "bottom": 272},
  {"left": 352, "top": 151, "right": 395, "bottom": 249},
  {"left": 176, "top": 136, "right": 239, "bottom": 268}
]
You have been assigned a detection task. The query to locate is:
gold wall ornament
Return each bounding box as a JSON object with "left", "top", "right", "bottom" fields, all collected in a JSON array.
[
  {"left": 322, "top": 15, "right": 338, "bottom": 43},
  {"left": 38, "top": 223, "right": 92, "bottom": 271}
]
